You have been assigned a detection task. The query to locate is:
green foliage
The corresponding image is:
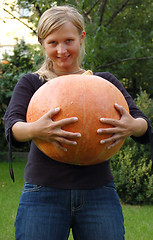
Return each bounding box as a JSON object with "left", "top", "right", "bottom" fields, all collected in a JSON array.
[
  {"left": 0, "top": 39, "right": 44, "bottom": 151},
  {"left": 1, "top": 1, "right": 153, "bottom": 204},
  {"left": 14, "top": 0, "right": 153, "bottom": 97},
  {"left": 111, "top": 90, "right": 153, "bottom": 204},
  {"left": 83, "top": 0, "right": 153, "bottom": 97}
]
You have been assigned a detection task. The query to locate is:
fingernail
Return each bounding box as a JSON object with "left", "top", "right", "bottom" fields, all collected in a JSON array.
[
  {"left": 100, "top": 140, "right": 105, "bottom": 144},
  {"left": 100, "top": 118, "right": 104, "bottom": 122},
  {"left": 77, "top": 133, "right": 81, "bottom": 137},
  {"left": 73, "top": 117, "right": 78, "bottom": 121},
  {"left": 97, "top": 129, "right": 102, "bottom": 133},
  {"left": 55, "top": 107, "right": 60, "bottom": 111},
  {"left": 72, "top": 141, "right": 77, "bottom": 145}
]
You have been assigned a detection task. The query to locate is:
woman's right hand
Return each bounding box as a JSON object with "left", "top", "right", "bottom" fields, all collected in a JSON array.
[
  {"left": 12, "top": 107, "right": 81, "bottom": 152},
  {"left": 31, "top": 107, "right": 81, "bottom": 151}
]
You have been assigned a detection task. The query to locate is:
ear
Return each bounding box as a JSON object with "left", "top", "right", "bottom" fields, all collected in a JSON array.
[
  {"left": 80, "top": 31, "right": 86, "bottom": 44},
  {"left": 41, "top": 40, "right": 46, "bottom": 50}
]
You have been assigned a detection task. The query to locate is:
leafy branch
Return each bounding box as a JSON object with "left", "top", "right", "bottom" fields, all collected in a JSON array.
[
  {"left": 3, "top": 8, "right": 36, "bottom": 34},
  {"left": 74, "top": 0, "right": 101, "bottom": 23},
  {"left": 25, "top": 0, "right": 42, "bottom": 17},
  {"left": 83, "top": 0, "right": 101, "bottom": 16},
  {"left": 101, "top": 56, "right": 153, "bottom": 68},
  {"left": 104, "top": 0, "right": 131, "bottom": 27},
  {"left": 98, "top": 0, "right": 108, "bottom": 26}
]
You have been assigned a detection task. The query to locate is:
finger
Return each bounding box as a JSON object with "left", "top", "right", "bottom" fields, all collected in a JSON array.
[
  {"left": 100, "top": 134, "right": 121, "bottom": 144},
  {"left": 55, "top": 137, "right": 78, "bottom": 146},
  {"left": 59, "top": 129, "right": 81, "bottom": 139},
  {"left": 54, "top": 117, "right": 78, "bottom": 128},
  {"left": 100, "top": 118, "right": 120, "bottom": 127},
  {"left": 51, "top": 128, "right": 81, "bottom": 139},
  {"left": 53, "top": 141, "right": 67, "bottom": 152},
  {"left": 97, "top": 127, "right": 120, "bottom": 135},
  {"left": 107, "top": 139, "right": 122, "bottom": 149},
  {"left": 114, "top": 103, "right": 128, "bottom": 116},
  {"left": 47, "top": 107, "right": 61, "bottom": 119}
]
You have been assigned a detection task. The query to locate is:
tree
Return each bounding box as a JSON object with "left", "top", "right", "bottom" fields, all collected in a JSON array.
[
  {"left": 81, "top": 0, "right": 153, "bottom": 97},
  {"left": 12, "top": 0, "right": 153, "bottom": 98}
]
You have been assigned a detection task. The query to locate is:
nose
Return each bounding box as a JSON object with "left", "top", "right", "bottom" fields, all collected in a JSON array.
[{"left": 57, "top": 43, "right": 67, "bottom": 55}]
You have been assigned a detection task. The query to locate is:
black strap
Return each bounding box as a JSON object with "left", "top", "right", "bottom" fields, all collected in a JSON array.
[
  {"left": 9, "top": 129, "right": 15, "bottom": 182},
  {"left": 148, "top": 125, "right": 153, "bottom": 172}
]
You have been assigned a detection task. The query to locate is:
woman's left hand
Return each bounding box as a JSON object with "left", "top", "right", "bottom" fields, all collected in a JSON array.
[{"left": 97, "top": 103, "right": 148, "bottom": 149}]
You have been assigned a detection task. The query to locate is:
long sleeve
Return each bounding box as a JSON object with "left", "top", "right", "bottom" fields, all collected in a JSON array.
[
  {"left": 94, "top": 71, "right": 153, "bottom": 170},
  {"left": 3, "top": 73, "right": 43, "bottom": 147}
]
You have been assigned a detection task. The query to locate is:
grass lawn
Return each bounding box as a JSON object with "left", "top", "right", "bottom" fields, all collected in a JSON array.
[{"left": 0, "top": 161, "right": 153, "bottom": 240}]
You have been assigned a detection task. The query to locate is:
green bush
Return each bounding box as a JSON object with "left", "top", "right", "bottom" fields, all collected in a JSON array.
[
  {"left": 0, "top": 39, "right": 44, "bottom": 151},
  {"left": 1, "top": 40, "right": 153, "bottom": 204},
  {"left": 111, "top": 90, "right": 153, "bottom": 204}
]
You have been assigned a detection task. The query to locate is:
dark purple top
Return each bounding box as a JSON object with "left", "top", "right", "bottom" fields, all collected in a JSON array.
[{"left": 4, "top": 72, "right": 153, "bottom": 188}]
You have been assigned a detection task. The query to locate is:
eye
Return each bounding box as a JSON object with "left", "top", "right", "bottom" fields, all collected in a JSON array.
[
  {"left": 66, "top": 39, "right": 73, "bottom": 43},
  {"left": 49, "top": 41, "right": 56, "bottom": 45}
]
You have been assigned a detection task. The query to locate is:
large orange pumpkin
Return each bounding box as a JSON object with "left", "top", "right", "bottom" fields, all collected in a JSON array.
[{"left": 26, "top": 74, "right": 129, "bottom": 165}]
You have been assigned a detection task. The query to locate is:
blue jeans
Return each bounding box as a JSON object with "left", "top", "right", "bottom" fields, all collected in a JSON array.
[{"left": 15, "top": 182, "right": 125, "bottom": 240}]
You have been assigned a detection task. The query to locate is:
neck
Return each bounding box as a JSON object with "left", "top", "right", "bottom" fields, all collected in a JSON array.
[{"left": 52, "top": 68, "right": 85, "bottom": 75}]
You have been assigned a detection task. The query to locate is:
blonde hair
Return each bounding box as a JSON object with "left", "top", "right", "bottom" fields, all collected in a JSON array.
[{"left": 36, "top": 5, "right": 86, "bottom": 80}]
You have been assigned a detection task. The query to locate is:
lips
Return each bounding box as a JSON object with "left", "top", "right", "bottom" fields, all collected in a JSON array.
[{"left": 57, "top": 55, "right": 70, "bottom": 62}]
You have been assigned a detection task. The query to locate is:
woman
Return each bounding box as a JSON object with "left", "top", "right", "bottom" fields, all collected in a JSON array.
[{"left": 4, "top": 5, "right": 152, "bottom": 240}]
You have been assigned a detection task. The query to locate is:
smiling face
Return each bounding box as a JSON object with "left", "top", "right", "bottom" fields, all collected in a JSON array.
[{"left": 42, "top": 21, "right": 85, "bottom": 73}]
